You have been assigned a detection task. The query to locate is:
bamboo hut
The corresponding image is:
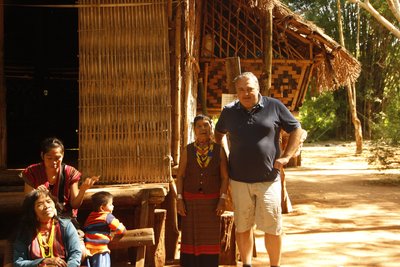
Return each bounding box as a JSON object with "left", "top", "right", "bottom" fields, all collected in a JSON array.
[
  {"left": 171, "top": 0, "right": 361, "bottom": 165},
  {"left": 0, "top": 0, "right": 361, "bottom": 180},
  {"left": 186, "top": 0, "right": 361, "bottom": 116}
]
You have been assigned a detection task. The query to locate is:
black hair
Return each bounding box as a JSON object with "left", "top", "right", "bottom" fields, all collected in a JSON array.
[
  {"left": 19, "top": 190, "right": 62, "bottom": 237},
  {"left": 40, "top": 137, "right": 65, "bottom": 154},
  {"left": 91, "top": 191, "right": 113, "bottom": 211},
  {"left": 193, "top": 114, "right": 212, "bottom": 126}
]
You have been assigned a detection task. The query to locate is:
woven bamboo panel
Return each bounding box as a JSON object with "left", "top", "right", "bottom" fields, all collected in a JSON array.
[
  {"left": 78, "top": 0, "right": 171, "bottom": 184},
  {"left": 203, "top": 59, "right": 310, "bottom": 112},
  {"left": 203, "top": 0, "right": 263, "bottom": 59},
  {"left": 202, "top": 0, "right": 307, "bottom": 60}
]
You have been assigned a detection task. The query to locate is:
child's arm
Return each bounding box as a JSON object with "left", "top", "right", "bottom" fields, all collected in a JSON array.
[{"left": 106, "top": 213, "right": 127, "bottom": 237}]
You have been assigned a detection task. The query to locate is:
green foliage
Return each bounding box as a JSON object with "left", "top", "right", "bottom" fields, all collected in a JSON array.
[
  {"left": 299, "top": 91, "right": 340, "bottom": 141},
  {"left": 282, "top": 0, "right": 400, "bottom": 144},
  {"left": 372, "top": 87, "right": 400, "bottom": 145}
]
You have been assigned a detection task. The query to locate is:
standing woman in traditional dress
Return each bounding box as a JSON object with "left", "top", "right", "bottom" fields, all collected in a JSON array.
[
  {"left": 176, "top": 114, "right": 229, "bottom": 267},
  {"left": 20, "top": 137, "right": 99, "bottom": 219}
]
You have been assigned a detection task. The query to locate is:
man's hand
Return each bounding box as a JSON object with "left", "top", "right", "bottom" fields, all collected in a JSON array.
[{"left": 273, "top": 156, "right": 291, "bottom": 169}]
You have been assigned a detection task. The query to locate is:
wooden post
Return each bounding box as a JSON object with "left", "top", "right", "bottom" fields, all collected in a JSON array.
[
  {"left": 204, "top": 62, "right": 209, "bottom": 100},
  {"left": 172, "top": 3, "right": 182, "bottom": 166},
  {"left": 261, "top": 9, "right": 273, "bottom": 96},
  {"left": 0, "top": 0, "right": 6, "bottom": 169},
  {"left": 167, "top": 0, "right": 172, "bottom": 24},
  {"left": 145, "top": 209, "right": 166, "bottom": 267},
  {"left": 219, "top": 211, "right": 237, "bottom": 265},
  {"left": 280, "top": 168, "right": 293, "bottom": 214},
  {"left": 136, "top": 190, "right": 150, "bottom": 267},
  {"left": 198, "top": 78, "right": 208, "bottom": 115},
  {"left": 161, "top": 182, "right": 179, "bottom": 262},
  {"left": 225, "top": 57, "right": 241, "bottom": 94}
]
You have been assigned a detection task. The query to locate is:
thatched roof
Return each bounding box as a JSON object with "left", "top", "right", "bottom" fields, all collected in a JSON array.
[{"left": 248, "top": 0, "right": 361, "bottom": 91}]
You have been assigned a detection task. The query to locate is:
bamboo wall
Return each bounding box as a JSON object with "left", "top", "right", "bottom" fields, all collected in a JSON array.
[{"left": 78, "top": 0, "right": 171, "bottom": 184}]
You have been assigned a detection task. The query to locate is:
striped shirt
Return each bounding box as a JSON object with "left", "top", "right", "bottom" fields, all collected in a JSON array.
[{"left": 83, "top": 211, "right": 126, "bottom": 255}]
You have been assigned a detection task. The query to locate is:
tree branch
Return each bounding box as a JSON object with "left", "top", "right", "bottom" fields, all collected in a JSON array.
[
  {"left": 347, "top": 0, "right": 400, "bottom": 39},
  {"left": 387, "top": 0, "right": 400, "bottom": 22}
]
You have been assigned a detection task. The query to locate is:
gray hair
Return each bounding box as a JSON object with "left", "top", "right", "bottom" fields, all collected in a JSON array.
[{"left": 233, "top": 72, "right": 260, "bottom": 91}]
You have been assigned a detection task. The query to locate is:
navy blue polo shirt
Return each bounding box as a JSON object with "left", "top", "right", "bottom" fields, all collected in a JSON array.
[{"left": 215, "top": 96, "right": 301, "bottom": 183}]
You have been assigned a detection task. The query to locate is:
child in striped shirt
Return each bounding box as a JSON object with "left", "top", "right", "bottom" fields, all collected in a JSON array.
[{"left": 83, "top": 191, "right": 126, "bottom": 267}]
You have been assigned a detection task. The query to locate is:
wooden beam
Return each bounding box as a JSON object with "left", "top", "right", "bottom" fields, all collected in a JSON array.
[
  {"left": 262, "top": 9, "right": 273, "bottom": 96},
  {"left": 109, "top": 228, "right": 155, "bottom": 249},
  {"left": 0, "top": 184, "right": 168, "bottom": 214},
  {"left": 198, "top": 78, "right": 208, "bottom": 115},
  {"left": 225, "top": 57, "right": 241, "bottom": 94},
  {"left": 172, "top": 4, "right": 182, "bottom": 166},
  {"left": 200, "top": 58, "right": 312, "bottom": 65}
]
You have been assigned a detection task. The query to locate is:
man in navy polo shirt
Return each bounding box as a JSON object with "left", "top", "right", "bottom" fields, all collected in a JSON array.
[{"left": 215, "top": 72, "right": 303, "bottom": 267}]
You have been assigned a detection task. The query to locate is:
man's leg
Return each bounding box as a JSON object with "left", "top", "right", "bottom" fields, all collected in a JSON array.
[
  {"left": 265, "top": 233, "right": 282, "bottom": 266},
  {"left": 236, "top": 229, "right": 254, "bottom": 265}
]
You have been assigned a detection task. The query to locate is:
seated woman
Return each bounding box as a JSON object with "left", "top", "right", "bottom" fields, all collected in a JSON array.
[
  {"left": 13, "top": 189, "right": 82, "bottom": 267},
  {"left": 20, "top": 137, "right": 99, "bottom": 219}
]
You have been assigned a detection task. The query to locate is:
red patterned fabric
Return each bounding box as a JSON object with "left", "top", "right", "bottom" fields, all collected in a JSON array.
[
  {"left": 180, "top": 143, "right": 222, "bottom": 266},
  {"left": 21, "top": 163, "right": 81, "bottom": 217}
]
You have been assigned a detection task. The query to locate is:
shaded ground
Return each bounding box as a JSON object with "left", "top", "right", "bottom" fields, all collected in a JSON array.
[{"left": 250, "top": 141, "right": 400, "bottom": 267}]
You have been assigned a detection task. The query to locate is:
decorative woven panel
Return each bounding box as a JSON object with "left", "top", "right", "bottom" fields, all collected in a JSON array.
[
  {"left": 78, "top": 0, "right": 171, "bottom": 184},
  {"left": 204, "top": 60, "right": 310, "bottom": 112}
]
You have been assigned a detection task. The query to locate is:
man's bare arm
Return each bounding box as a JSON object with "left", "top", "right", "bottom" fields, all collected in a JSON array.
[
  {"left": 274, "top": 127, "right": 303, "bottom": 168},
  {"left": 214, "top": 130, "right": 229, "bottom": 156}
]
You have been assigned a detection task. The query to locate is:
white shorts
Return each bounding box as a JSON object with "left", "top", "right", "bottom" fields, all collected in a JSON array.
[{"left": 230, "top": 179, "right": 282, "bottom": 235}]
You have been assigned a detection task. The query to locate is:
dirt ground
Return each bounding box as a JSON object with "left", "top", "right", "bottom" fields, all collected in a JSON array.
[{"left": 248, "top": 141, "right": 400, "bottom": 267}]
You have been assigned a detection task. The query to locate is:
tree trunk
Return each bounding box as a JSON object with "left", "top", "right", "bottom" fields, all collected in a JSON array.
[
  {"left": 347, "top": 82, "right": 363, "bottom": 154},
  {"left": 387, "top": 0, "right": 400, "bottom": 23},
  {"left": 337, "top": 0, "right": 363, "bottom": 154},
  {"left": 337, "top": 0, "right": 345, "bottom": 47},
  {"left": 348, "top": 0, "right": 400, "bottom": 39}
]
